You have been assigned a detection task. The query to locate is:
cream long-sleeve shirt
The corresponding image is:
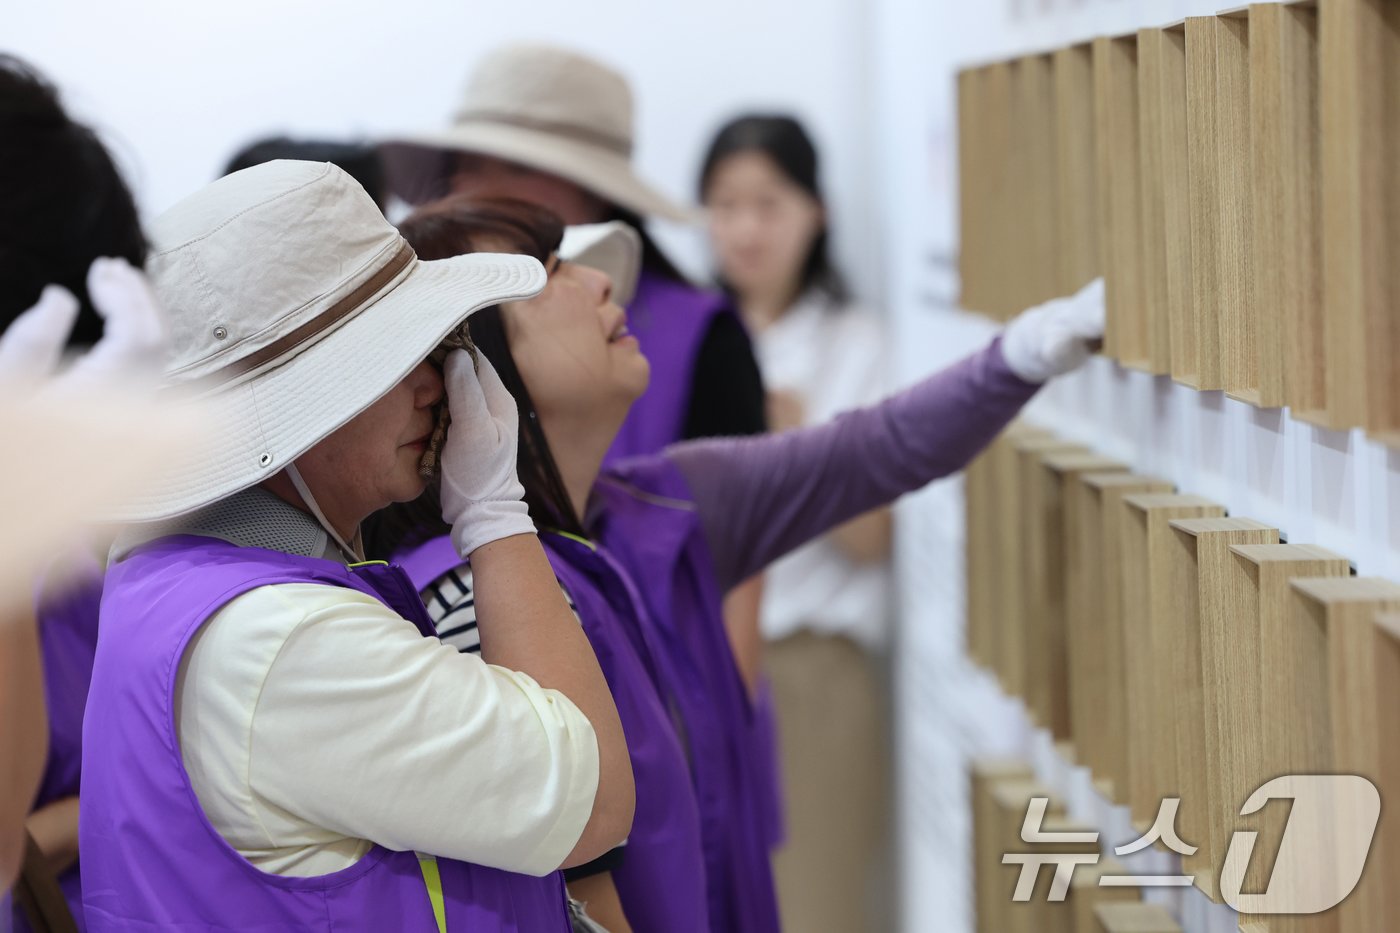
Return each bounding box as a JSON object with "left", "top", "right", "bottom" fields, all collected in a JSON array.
[{"left": 130, "top": 488, "right": 600, "bottom": 879}]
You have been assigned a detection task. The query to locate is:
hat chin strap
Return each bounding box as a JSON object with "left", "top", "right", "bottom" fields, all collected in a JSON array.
[{"left": 284, "top": 462, "right": 365, "bottom": 563}]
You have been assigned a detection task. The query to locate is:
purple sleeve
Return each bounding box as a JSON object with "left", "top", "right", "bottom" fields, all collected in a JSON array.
[{"left": 666, "top": 337, "right": 1041, "bottom": 592}]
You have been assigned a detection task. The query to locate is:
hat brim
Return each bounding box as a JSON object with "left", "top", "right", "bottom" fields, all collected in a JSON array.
[
  {"left": 381, "top": 122, "right": 702, "bottom": 224},
  {"left": 559, "top": 222, "right": 642, "bottom": 306},
  {"left": 110, "top": 251, "right": 545, "bottom": 522}
]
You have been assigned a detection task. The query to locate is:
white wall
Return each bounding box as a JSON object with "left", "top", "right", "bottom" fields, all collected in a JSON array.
[
  {"left": 872, "top": 1, "right": 1399, "bottom": 931},
  {"left": 7, "top": 0, "right": 880, "bottom": 300}
]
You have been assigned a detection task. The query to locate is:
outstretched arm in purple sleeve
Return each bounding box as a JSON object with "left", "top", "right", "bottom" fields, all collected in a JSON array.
[{"left": 667, "top": 337, "right": 1041, "bottom": 593}]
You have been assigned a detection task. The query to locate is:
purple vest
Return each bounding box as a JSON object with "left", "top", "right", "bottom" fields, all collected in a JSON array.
[
  {"left": 13, "top": 559, "right": 104, "bottom": 933},
  {"left": 80, "top": 535, "right": 571, "bottom": 932},
  {"left": 603, "top": 271, "right": 734, "bottom": 467},
  {"left": 586, "top": 458, "right": 781, "bottom": 933},
  {"left": 398, "top": 533, "right": 711, "bottom": 933}
]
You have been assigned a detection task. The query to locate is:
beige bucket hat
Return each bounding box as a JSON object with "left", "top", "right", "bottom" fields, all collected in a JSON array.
[
  {"left": 559, "top": 221, "right": 643, "bottom": 306},
  {"left": 382, "top": 43, "right": 696, "bottom": 222},
  {"left": 113, "top": 159, "right": 546, "bottom": 522}
]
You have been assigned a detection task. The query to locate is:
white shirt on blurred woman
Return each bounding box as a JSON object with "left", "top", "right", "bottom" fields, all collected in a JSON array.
[{"left": 751, "top": 289, "right": 892, "bottom": 651}]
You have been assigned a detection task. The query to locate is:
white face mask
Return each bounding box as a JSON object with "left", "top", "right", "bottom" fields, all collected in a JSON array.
[{"left": 284, "top": 462, "right": 365, "bottom": 563}]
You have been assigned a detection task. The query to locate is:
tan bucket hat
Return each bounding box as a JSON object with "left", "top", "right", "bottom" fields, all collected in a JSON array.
[
  {"left": 382, "top": 44, "right": 696, "bottom": 222},
  {"left": 113, "top": 159, "right": 546, "bottom": 521}
]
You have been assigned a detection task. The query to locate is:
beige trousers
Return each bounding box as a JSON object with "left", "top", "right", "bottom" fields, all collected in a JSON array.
[{"left": 768, "top": 631, "right": 892, "bottom": 932}]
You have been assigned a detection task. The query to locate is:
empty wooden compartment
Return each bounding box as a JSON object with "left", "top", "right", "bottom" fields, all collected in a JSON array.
[
  {"left": 1016, "top": 436, "right": 1089, "bottom": 714},
  {"left": 1162, "top": 517, "right": 1279, "bottom": 897},
  {"left": 1251, "top": 1, "right": 1325, "bottom": 417},
  {"left": 972, "top": 759, "right": 1035, "bottom": 933},
  {"left": 957, "top": 67, "right": 980, "bottom": 315},
  {"left": 1209, "top": 543, "right": 1349, "bottom": 906},
  {"left": 992, "top": 779, "right": 1071, "bottom": 933},
  {"left": 1070, "top": 858, "right": 1140, "bottom": 933},
  {"left": 1054, "top": 43, "right": 1101, "bottom": 297},
  {"left": 1184, "top": 17, "right": 1225, "bottom": 390},
  {"left": 1067, "top": 472, "right": 1174, "bottom": 793},
  {"left": 1029, "top": 452, "right": 1127, "bottom": 741},
  {"left": 1075, "top": 473, "right": 1176, "bottom": 801},
  {"left": 1093, "top": 34, "right": 1148, "bottom": 368},
  {"left": 966, "top": 426, "right": 1051, "bottom": 691},
  {"left": 1321, "top": 0, "right": 1400, "bottom": 433},
  {"left": 988, "top": 428, "right": 1053, "bottom": 694},
  {"left": 1118, "top": 493, "right": 1224, "bottom": 826},
  {"left": 1276, "top": 578, "right": 1400, "bottom": 933},
  {"left": 965, "top": 443, "right": 996, "bottom": 672},
  {"left": 1028, "top": 811, "right": 1103, "bottom": 933},
  {"left": 1095, "top": 902, "right": 1181, "bottom": 933}
]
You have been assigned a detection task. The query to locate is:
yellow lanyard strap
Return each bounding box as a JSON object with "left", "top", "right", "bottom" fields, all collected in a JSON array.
[{"left": 417, "top": 856, "right": 447, "bottom": 933}]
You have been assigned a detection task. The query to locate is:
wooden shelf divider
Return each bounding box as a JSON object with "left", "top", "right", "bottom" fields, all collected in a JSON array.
[
  {"left": 1053, "top": 43, "right": 1102, "bottom": 298},
  {"left": 1013, "top": 54, "right": 1062, "bottom": 314},
  {"left": 1279, "top": 577, "right": 1400, "bottom": 933},
  {"left": 1157, "top": 23, "right": 1197, "bottom": 387},
  {"left": 1093, "top": 34, "right": 1149, "bottom": 368},
  {"left": 1321, "top": 0, "right": 1400, "bottom": 433},
  {"left": 1031, "top": 452, "right": 1127, "bottom": 741},
  {"left": 1251, "top": 1, "right": 1324, "bottom": 416},
  {"left": 1136, "top": 27, "right": 1174, "bottom": 375},
  {"left": 1185, "top": 17, "right": 1225, "bottom": 390},
  {"left": 1336, "top": 611, "right": 1400, "bottom": 933},
  {"left": 1216, "top": 10, "right": 1261, "bottom": 403}
]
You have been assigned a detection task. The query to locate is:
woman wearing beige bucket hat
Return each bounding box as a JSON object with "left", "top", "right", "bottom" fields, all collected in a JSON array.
[
  {"left": 383, "top": 44, "right": 774, "bottom": 848},
  {"left": 79, "top": 160, "right": 634, "bottom": 932}
]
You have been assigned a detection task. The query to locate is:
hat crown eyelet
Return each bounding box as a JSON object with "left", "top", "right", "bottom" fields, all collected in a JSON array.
[{"left": 213, "top": 326, "right": 228, "bottom": 340}]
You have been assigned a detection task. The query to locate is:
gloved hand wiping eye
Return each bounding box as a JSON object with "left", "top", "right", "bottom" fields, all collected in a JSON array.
[{"left": 437, "top": 350, "right": 535, "bottom": 557}]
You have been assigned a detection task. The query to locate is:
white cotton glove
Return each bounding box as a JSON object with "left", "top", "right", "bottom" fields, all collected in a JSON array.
[
  {"left": 438, "top": 349, "right": 535, "bottom": 557},
  {"left": 0, "top": 258, "right": 168, "bottom": 393},
  {"left": 61, "top": 257, "right": 168, "bottom": 391},
  {"left": 999, "top": 277, "right": 1105, "bottom": 383},
  {"left": 0, "top": 284, "right": 81, "bottom": 384}
]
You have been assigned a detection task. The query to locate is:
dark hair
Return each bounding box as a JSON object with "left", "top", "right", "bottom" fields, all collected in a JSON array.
[
  {"left": 363, "top": 196, "right": 582, "bottom": 561},
  {"left": 224, "top": 136, "right": 387, "bottom": 208},
  {"left": 0, "top": 55, "right": 147, "bottom": 345},
  {"left": 698, "top": 113, "right": 848, "bottom": 304}
]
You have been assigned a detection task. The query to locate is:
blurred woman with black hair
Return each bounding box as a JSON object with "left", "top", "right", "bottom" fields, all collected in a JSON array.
[
  {"left": 700, "top": 113, "right": 894, "bottom": 932},
  {"left": 0, "top": 54, "right": 165, "bottom": 928}
]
